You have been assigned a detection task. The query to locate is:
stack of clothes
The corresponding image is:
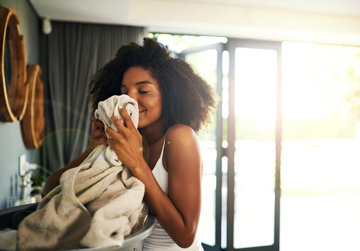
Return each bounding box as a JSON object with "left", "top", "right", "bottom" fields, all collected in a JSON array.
[{"left": 17, "top": 95, "right": 148, "bottom": 250}]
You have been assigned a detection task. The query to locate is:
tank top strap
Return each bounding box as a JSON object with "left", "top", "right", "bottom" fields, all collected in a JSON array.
[
  {"left": 157, "top": 127, "right": 170, "bottom": 166},
  {"left": 151, "top": 132, "right": 169, "bottom": 194},
  {"left": 158, "top": 138, "right": 166, "bottom": 163}
]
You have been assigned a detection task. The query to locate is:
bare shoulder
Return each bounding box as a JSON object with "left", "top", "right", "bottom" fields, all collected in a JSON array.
[
  {"left": 164, "top": 124, "right": 202, "bottom": 174},
  {"left": 165, "top": 124, "right": 199, "bottom": 147}
]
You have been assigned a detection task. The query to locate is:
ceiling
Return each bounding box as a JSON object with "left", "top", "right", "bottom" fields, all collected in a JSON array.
[{"left": 29, "top": 0, "right": 360, "bottom": 44}]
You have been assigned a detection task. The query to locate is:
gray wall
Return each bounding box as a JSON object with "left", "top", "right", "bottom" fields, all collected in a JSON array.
[{"left": 0, "top": 0, "right": 40, "bottom": 209}]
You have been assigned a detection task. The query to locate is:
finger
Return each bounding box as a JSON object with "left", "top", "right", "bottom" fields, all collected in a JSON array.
[
  {"left": 119, "top": 107, "right": 136, "bottom": 129},
  {"left": 91, "top": 132, "right": 106, "bottom": 145},
  {"left": 93, "top": 130, "right": 107, "bottom": 140},
  {"left": 92, "top": 119, "right": 104, "bottom": 129},
  {"left": 107, "top": 138, "right": 117, "bottom": 148},
  {"left": 92, "top": 127, "right": 105, "bottom": 137},
  {"left": 91, "top": 130, "right": 107, "bottom": 142},
  {"left": 110, "top": 115, "right": 126, "bottom": 131},
  {"left": 106, "top": 127, "right": 122, "bottom": 140},
  {"left": 89, "top": 134, "right": 107, "bottom": 148},
  {"left": 95, "top": 137, "right": 108, "bottom": 146}
]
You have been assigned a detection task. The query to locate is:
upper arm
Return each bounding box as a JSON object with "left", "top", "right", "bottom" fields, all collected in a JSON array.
[{"left": 165, "top": 124, "right": 203, "bottom": 233}]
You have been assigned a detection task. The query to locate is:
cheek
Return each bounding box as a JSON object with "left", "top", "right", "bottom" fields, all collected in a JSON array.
[
  {"left": 148, "top": 92, "right": 162, "bottom": 114},
  {"left": 155, "top": 98, "right": 163, "bottom": 117},
  {"left": 149, "top": 102, "right": 162, "bottom": 121}
]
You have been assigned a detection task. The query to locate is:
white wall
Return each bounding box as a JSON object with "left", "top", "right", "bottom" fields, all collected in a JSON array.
[
  {"left": 30, "top": 0, "right": 360, "bottom": 45},
  {"left": 130, "top": 0, "right": 360, "bottom": 45}
]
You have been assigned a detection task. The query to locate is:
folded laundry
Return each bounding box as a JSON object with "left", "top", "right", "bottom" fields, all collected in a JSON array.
[{"left": 17, "top": 95, "right": 148, "bottom": 250}]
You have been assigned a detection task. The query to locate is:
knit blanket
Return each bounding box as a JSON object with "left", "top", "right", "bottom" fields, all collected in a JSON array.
[{"left": 17, "top": 95, "right": 148, "bottom": 250}]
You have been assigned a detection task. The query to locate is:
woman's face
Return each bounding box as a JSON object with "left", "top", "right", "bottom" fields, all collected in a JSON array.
[{"left": 120, "top": 66, "right": 163, "bottom": 130}]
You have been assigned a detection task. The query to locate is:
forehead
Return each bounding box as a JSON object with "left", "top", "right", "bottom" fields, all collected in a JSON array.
[{"left": 122, "top": 66, "right": 158, "bottom": 86}]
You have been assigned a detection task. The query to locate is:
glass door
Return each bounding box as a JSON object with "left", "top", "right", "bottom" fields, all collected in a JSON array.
[
  {"left": 181, "top": 38, "right": 282, "bottom": 251},
  {"left": 227, "top": 39, "right": 281, "bottom": 251}
]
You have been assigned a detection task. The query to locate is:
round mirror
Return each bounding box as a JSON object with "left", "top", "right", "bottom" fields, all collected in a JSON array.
[
  {"left": 21, "top": 65, "right": 45, "bottom": 149},
  {"left": 0, "top": 8, "right": 27, "bottom": 122}
]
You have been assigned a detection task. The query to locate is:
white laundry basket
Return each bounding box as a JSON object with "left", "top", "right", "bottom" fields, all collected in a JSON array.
[
  {"left": 0, "top": 203, "right": 156, "bottom": 251},
  {"left": 66, "top": 214, "right": 156, "bottom": 251}
]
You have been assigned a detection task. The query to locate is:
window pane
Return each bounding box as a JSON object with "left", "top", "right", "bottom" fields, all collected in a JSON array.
[
  {"left": 234, "top": 48, "right": 277, "bottom": 248},
  {"left": 281, "top": 42, "right": 360, "bottom": 251}
]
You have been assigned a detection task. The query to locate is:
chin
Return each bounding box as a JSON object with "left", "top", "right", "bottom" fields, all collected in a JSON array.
[{"left": 137, "top": 122, "right": 147, "bottom": 129}]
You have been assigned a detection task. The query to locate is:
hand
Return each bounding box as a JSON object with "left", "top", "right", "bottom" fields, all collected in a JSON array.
[
  {"left": 89, "top": 118, "right": 108, "bottom": 149},
  {"left": 106, "top": 108, "right": 145, "bottom": 174}
]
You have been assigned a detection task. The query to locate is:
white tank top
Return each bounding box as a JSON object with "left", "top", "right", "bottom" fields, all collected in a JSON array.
[{"left": 143, "top": 140, "right": 204, "bottom": 251}]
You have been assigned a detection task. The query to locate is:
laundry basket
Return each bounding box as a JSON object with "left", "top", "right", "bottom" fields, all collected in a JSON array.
[{"left": 0, "top": 203, "right": 156, "bottom": 251}]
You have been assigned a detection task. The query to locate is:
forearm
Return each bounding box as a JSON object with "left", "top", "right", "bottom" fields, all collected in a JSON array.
[
  {"left": 41, "top": 146, "right": 95, "bottom": 197},
  {"left": 145, "top": 182, "right": 197, "bottom": 247},
  {"left": 136, "top": 164, "right": 197, "bottom": 248}
]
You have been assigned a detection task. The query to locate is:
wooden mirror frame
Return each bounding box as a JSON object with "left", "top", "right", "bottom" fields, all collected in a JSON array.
[
  {"left": 21, "top": 65, "right": 45, "bottom": 148},
  {"left": 0, "top": 8, "right": 27, "bottom": 122}
]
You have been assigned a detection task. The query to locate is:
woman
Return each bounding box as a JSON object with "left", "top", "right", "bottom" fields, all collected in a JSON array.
[{"left": 42, "top": 37, "right": 216, "bottom": 250}]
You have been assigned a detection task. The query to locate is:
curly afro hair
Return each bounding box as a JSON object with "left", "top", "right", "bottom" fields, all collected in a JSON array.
[{"left": 87, "top": 37, "right": 216, "bottom": 132}]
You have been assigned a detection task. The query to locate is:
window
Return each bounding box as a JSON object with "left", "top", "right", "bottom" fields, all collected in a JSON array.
[
  {"left": 280, "top": 42, "right": 360, "bottom": 251},
  {"left": 150, "top": 33, "right": 360, "bottom": 251}
]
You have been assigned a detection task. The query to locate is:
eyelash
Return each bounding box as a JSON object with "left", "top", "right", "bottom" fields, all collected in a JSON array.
[{"left": 120, "top": 89, "right": 149, "bottom": 95}]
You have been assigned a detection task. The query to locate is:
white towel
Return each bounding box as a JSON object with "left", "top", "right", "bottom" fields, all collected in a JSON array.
[
  {"left": 93, "top": 94, "right": 139, "bottom": 166},
  {"left": 17, "top": 95, "right": 148, "bottom": 250},
  {"left": 0, "top": 230, "right": 17, "bottom": 250},
  {"left": 94, "top": 94, "right": 139, "bottom": 136}
]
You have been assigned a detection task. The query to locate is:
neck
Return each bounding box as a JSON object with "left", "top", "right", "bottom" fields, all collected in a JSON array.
[
  {"left": 140, "top": 119, "right": 166, "bottom": 146},
  {"left": 140, "top": 120, "right": 166, "bottom": 167}
]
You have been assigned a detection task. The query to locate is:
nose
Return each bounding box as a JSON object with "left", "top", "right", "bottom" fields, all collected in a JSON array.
[{"left": 126, "top": 89, "right": 138, "bottom": 101}]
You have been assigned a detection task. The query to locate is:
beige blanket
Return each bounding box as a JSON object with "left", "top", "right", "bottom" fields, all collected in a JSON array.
[{"left": 17, "top": 95, "right": 148, "bottom": 250}]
